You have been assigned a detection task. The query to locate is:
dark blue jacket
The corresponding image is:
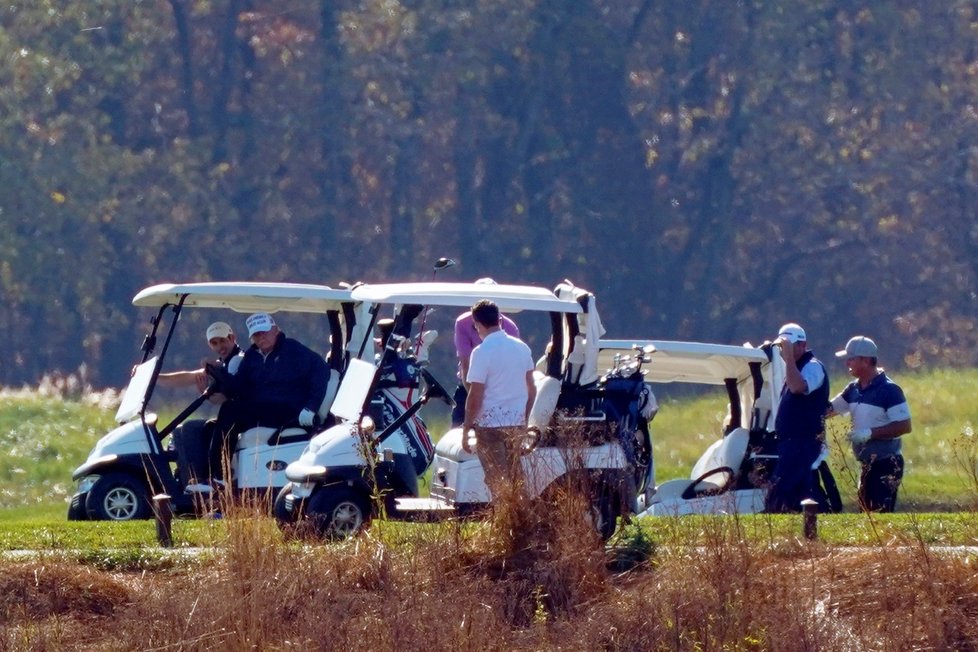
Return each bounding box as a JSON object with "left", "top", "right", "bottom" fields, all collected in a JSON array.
[
  {"left": 227, "top": 332, "right": 329, "bottom": 416},
  {"left": 775, "top": 350, "right": 829, "bottom": 440}
]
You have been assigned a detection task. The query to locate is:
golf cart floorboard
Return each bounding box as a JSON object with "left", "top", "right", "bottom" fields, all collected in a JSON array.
[{"left": 393, "top": 497, "right": 464, "bottom": 522}]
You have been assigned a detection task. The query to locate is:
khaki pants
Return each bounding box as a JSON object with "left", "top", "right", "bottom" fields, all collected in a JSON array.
[{"left": 474, "top": 426, "right": 525, "bottom": 502}]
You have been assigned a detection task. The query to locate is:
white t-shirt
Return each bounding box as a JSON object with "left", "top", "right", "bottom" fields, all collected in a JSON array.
[{"left": 466, "top": 330, "right": 533, "bottom": 428}]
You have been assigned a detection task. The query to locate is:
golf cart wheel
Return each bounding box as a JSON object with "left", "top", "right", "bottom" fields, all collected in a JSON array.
[
  {"left": 273, "top": 482, "right": 296, "bottom": 524},
  {"left": 591, "top": 492, "right": 618, "bottom": 541},
  {"left": 85, "top": 472, "right": 152, "bottom": 521},
  {"left": 306, "top": 486, "right": 371, "bottom": 540},
  {"left": 67, "top": 493, "right": 89, "bottom": 521},
  {"left": 273, "top": 483, "right": 304, "bottom": 540}
]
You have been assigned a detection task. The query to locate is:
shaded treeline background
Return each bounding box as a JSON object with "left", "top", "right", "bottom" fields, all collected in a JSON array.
[{"left": 2, "top": 0, "right": 977, "bottom": 387}]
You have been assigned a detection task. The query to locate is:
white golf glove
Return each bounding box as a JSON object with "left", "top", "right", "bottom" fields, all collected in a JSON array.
[
  {"left": 298, "top": 408, "right": 316, "bottom": 427},
  {"left": 848, "top": 427, "right": 872, "bottom": 445}
]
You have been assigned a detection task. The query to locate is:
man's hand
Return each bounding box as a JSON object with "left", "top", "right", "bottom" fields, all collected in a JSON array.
[
  {"left": 461, "top": 425, "right": 474, "bottom": 453},
  {"left": 298, "top": 408, "right": 316, "bottom": 427},
  {"left": 848, "top": 427, "right": 872, "bottom": 445},
  {"left": 194, "top": 371, "right": 209, "bottom": 394}
]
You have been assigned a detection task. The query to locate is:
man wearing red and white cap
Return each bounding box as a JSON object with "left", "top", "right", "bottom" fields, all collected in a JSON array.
[
  {"left": 828, "top": 335, "right": 911, "bottom": 512},
  {"left": 765, "top": 322, "right": 830, "bottom": 513},
  {"left": 216, "top": 312, "right": 329, "bottom": 430}
]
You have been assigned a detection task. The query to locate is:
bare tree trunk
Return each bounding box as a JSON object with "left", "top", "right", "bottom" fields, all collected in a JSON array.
[{"left": 168, "top": 0, "right": 200, "bottom": 136}]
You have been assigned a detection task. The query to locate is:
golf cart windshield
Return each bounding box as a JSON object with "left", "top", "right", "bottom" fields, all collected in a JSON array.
[
  {"left": 328, "top": 281, "right": 590, "bottom": 421},
  {"left": 124, "top": 282, "right": 372, "bottom": 429}
]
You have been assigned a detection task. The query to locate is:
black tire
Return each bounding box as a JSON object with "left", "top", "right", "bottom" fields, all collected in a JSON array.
[
  {"left": 590, "top": 482, "right": 618, "bottom": 541},
  {"left": 592, "top": 491, "right": 618, "bottom": 541},
  {"left": 273, "top": 483, "right": 298, "bottom": 523},
  {"left": 305, "top": 485, "right": 371, "bottom": 540},
  {"left": 85, "top": 472, "right": 152, "bottom": 521},
  {"left": 67, "top": 492, "right": 88, "bottom": 521}
]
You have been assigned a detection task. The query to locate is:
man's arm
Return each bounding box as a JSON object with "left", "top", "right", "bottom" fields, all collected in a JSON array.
[
  {"left": 157, "top": 369, "right": 204, "bottom": 389},
  {"left": 779, "top": 344, "right": 808, "bottom": 394},
  {"left": 462, "top": 382, "right": 485, "bottom": 453},
  {"left": 866, "top": 418, "right": 912, "bottom": 441},
  {"left": 459, "top": 357, "right": 471, "bottom": 391}
]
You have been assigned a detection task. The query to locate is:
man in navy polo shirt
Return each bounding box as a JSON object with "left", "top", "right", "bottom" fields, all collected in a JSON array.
[
  {"left": 765, "top": 322, "right": 830, "bottom": 513},
  {"left": 828, "top": 336, "right": 912, "bottom": 512}
]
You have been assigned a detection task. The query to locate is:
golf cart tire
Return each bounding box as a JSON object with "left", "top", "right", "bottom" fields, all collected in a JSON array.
[
  {"left": 67, "top": 493, "right": 89, "bottom": 521},
  {"left": 305, "top": 485, "right": 371, "bottom": 541},
  {"left": 593, "top": 491, "right": 618, "bottom": 541},
  {"left": 84, "top": 472, "right": 152, "bottom": 521},
  {"left": 273, "top": 482, "right": 296, "bottom": 524}
]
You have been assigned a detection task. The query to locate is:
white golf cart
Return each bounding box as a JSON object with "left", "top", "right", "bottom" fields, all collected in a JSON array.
[
  {"left": 68, "top": 282, "right": 373, "bottom": 521},
  {"left": 280, "top": 281, "right": 655, "bottom": 540},
  {"left": 597, "top": 339, "right": 788, "bottom": 517}
]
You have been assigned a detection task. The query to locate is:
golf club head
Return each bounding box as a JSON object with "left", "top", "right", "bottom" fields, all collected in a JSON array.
[{"left": 433, "top": 257, "right": 456, "bottom": 272}]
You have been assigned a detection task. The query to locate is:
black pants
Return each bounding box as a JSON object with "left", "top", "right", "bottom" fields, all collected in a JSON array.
[
  {"left": 859, "top": 454, "right": 904, "bottom": 512},
  {"left": 451, "top": 383, "right": 467, "bottom": 427},
  {"left": 210, "top": 400, "right": 299, "bottom": 480},
  {"left": 764, "top": 436, "right": 821, "bottom": 513}
]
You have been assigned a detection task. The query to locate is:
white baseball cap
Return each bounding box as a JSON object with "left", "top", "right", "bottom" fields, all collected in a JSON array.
[
  {"left": 246, "top": 313, "right": 276, "bottom": 336},
  {"left": 205, "top": 321, "right": 233, "bottom": 341},
  {"left": 777, "top": 323, "right": 807, "bottom": 344}
]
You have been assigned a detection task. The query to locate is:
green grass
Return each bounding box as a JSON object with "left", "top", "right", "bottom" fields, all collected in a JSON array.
[
  {"left": 650, "top": 368, "right": 978, "bottom": 512},
  {"left": 1, "top": 368, "right": 978, "bottom": 552}
]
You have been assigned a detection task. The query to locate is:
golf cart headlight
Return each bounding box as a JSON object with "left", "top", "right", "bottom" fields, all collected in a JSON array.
[
  {"left": 359, "top": 416, "right": 376, "bottom": 437},
  {"left": 78, "top": 475, "right": 98, "bottom": 493}
]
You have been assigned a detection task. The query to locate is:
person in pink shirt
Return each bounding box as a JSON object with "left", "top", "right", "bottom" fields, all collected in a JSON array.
[{"left": 451, "top": 278, "right": 519, "bottom": 426}]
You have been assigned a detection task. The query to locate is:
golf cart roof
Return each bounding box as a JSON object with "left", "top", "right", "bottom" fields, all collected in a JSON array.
[
  {"left": 350, "top": 282, "right": 583, "bottom": 313},
  {"left": 132, "top": 282, "right": 355, "bottom": 314},
  {"left": 599, "top": 339, "right": 770, "bottom": 386}
]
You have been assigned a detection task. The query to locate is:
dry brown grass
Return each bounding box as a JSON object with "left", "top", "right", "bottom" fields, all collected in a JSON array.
[
  {"left": 5, "top": 478, "right": 978, "bottom": 650},
  {"left": 3, "top": 517, "right": 978, "bottom": 650}
]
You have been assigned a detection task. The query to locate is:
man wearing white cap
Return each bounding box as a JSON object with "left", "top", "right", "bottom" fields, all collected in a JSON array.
[
  {"left": 827, "top": 336, "right": 912, "bottom": 512},
  {"left": 158, "top": 322, "right": 243, "bottom": 488},
  {"left": 211, "top": 312, "right": 329, "bottom": 453},
  {"left": 157, "top": 321, "right": 243, "bottom": 395},
  {"left": 765, "top": 322, "right": 830, "bottom": 513}
]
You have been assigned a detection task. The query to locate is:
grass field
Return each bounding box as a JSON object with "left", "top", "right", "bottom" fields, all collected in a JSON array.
[
  {"left": 3, "top": 367, "right": 978, "bottom": 518},
  {"left": 2, "top": 373, "right": 978, "bottom": 650}
]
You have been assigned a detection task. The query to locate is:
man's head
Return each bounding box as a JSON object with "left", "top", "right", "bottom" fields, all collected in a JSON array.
[
  {"left": 246, "top": 312, "right": 280, "bottom": 353},
  {"left": 836, "top": 335, "right": 878, "bottom": 377},
  {"left": 470, "top": 299, "right": 501, "bottom": 335},
  {"left": 205, "top": 321, "right": 236, "bottom": 358},
  {"left": 776, "top": 322, "right": 808, "bottom": 360}
]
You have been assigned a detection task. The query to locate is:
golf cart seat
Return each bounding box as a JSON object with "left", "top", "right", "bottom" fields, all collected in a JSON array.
[{"left": 649, "top": 427, "right": 750, "bottom": 503}]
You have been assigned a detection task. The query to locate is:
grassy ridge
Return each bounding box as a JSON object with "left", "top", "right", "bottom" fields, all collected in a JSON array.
[
  {"left": 3, "top": 373, "right": 977, "bottom": 650},
  {"left": 0, "top": 368, "right": 976, "bottom": 538},
  {"left": 650, "top": 368, "right": 978, "bottom": 511}
]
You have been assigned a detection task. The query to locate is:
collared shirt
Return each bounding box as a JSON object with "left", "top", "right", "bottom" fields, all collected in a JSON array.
[
  {"left": 831, "top": 371, "right": 911, "bottom": 461},
  {"left": 466, "top": 330, "right": 533, "bottom": 428},
  {"left": 222, "top": 345, "right": 244, "bottom": 375}
]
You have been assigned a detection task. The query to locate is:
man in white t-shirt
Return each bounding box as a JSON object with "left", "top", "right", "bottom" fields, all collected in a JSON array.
[{"left": 462, "top": 299, "right": 536, "bottom": 499}]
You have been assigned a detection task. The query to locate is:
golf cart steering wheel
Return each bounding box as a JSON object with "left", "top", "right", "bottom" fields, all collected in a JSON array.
[
  {"left": 203, "top": 361, "right": 230, "bottom": 396},
  {"left": 420, "top": 368, "right": 454, "bottom": 408}
]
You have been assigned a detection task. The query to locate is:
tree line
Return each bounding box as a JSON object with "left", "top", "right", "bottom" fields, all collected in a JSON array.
[{"left": 1, "top": 1, "right": 976, "bottom": 386}]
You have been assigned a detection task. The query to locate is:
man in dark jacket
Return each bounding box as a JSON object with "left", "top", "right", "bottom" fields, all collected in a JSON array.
[
  {"left": 209, "top": 312, "right": 329, "bottom": 479},
  {"left": 764, "top": 322, "right": 829, "bottom": 513}
]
